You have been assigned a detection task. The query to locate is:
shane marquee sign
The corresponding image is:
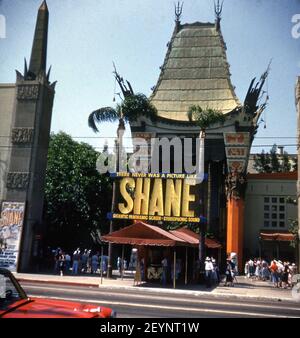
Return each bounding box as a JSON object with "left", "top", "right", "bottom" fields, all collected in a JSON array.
[{"left": 108, "top": 173, "right": 202, "bottom": 223}]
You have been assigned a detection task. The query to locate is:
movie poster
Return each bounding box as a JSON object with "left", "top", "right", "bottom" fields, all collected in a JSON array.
[{"left": 0, "top": 202, "right": 25, "bottom": 271}]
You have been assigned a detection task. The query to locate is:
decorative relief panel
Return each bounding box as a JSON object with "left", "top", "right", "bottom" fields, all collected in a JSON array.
[
  {"left": 11, "top": 128, "right": 34, "bottom": 144},
  {"left": 17, "top": 85, "right": 39, "bottom": 100},
  {"left": 225, "top": 172, "right": 247, "bottom": 200},
  {"left": 6, "top": 172, "right": 30, "bottom": 190}
]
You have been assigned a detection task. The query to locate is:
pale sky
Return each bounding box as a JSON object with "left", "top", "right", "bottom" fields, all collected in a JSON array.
[{"left": 0, "top": 0, "right": 299, "bottom": 154}]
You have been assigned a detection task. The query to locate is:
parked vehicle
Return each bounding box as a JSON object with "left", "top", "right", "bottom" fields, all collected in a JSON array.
[{"left": 0, "top": 268, "right": 116, "bottom": 318}]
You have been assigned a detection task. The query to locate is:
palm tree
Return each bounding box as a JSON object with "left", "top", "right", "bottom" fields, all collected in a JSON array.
[
  {"left": 187, "top": 105, "right": 225, "bottom": 271},
  {"left": 88, "top": 93, "right": 158, "bottom": 133},
  {"left": 88, "top": 82, "right": 157, "bottom": 277}
]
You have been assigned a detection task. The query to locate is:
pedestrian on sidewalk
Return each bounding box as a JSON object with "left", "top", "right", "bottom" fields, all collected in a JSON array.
[
  {"left": 140, "top": 258, "right": 145, "bottom": 281},
  {"left": 72, "top": 248, "right": 81, "bottom": 275},
  {"left": 81, "top": 249, "right": 89, "bottom": 273},
  {"left": 282, "top": 262, "right": 290, "bottom": 289},
  {"left": 65, "top": 253, "right": 71, "bottom": 274},
  {"left": 123, "top": 259, "right": 128, "bottom": 271},
  {"left": 53, "top": 247, "right": 61, "bottom": 274},
  {"left": 224, "top": 259, "right": 234, "bottom": 287},
  {"left": 270, "top": 260, "right": 279, "bottom": 287},
  {"left": 101, "top": 256, "right": 107, "bottom": 275},
  {"left": 204, "top": 257, "right": 213, "bottom": 288},
  {"left": 134, "top": 260, "right": 142, "bottom": 286},
  {"left": 91, "top": 252, "right": 99, "bottom": 274},
  {"left": 117, "top": 257, "right": 122, "bottom": 276},
  {"left": 58, "top": 251, "right": 65, "bottom": 276},
  {"left": 161, "top": 257, "right": 168, "bottom": 286}
]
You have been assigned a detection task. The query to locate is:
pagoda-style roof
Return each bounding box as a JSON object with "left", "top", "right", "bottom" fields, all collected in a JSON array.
[{"left": 150, "top": 22, "right": 241, "bottom": 121}]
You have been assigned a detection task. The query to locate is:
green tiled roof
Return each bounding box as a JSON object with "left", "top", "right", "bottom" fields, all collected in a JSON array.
[{"left": 150, "top": 22, "right": 240, "bottom": 121}]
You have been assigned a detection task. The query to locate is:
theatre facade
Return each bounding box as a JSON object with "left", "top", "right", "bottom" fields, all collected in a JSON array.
[{"left": 125, "top": 5, "right": 269, "bottom": 270}]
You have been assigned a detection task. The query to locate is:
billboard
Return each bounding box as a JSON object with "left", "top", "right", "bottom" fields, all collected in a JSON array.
[
  {"left": 109, "top": 172, "right": 201, "bottom": 223},
  {"left": 0, "top": 202, "right": 25, "bottom": 271}
]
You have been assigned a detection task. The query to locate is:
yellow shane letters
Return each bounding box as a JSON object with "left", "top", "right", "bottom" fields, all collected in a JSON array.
[{"left": 118, "top": 177, "right": 196, "bottom": 218}]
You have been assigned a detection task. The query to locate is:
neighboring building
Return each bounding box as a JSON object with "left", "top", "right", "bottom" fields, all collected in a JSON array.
[
  {"left": 244, "top": 172, "right": 297, "bottom": 261},
  {"left": 0, "top": 1, "right": 55, "bottom": 271}
]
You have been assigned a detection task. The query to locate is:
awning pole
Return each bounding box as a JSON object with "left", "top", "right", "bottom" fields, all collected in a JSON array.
[
  {"left": 173, "top": 249, "right": 176, "bottom": 289},
  {"left": 258, "top": 238, "right": 262, "bottom": 258},
  {"left": 185, "top": 247, "right": 188, "bottom": 285},
  {"left": 100, "top": 245, "right": 103, "bottom": 285},
  {"left": 121, "top": 244, "right": 124, "bottom": 280}
]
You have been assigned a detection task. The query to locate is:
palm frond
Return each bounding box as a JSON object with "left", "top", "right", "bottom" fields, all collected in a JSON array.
[
  {"left": 121, "top": 93, "right": 158, "bottom": 122},
  {"left": 187, "top": 105, "right": 225, "bottom": 130},
  {"left": 88, "top": 107, "right": 119, "bottom": 133}
]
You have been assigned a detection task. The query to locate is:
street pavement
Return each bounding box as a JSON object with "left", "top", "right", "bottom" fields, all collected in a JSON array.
[
  {"left": 13, "top": 270, "right": 298, "bottom": 303},
  {"left": 19, "top": 279, "right": 300, "bottom": 318}
]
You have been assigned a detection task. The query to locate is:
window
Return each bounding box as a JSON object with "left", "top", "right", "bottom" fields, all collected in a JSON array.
[{"left": 263, "top": 196, "right": 286, "bottom": 228}]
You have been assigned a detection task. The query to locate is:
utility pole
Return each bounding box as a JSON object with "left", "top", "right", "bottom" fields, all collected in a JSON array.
[{"left": 107, "top": 117, "right": 125, "bottom": 278}]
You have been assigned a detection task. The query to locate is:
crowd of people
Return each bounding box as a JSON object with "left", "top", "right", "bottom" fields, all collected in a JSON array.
[
  {"left": 51, "top": 246, "right": 298, "bottom": 292},
  {"left": 52, "top": 247, "right": 108, "bottom": 276},
  {"left": 244, "top": 258, "right": 298, "bottom": 288}
]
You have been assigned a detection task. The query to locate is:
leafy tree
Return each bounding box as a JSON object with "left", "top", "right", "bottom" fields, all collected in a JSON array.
[
  {"left": 282, "top": 151, "right": 292, "bottom": 172},
  {"left": 187, "top": 105, "right": 225, "bottom": 131},
  {"left": 270, "top": 144, "right": 280, "bottom": 172},
  {"left": 292, "top": 157, "right": 298, "bottom": 171},
  {"left": 44, "top": 132, "right": 112, "bottom": 251},
  {"left": 286, "top": 197, "right": 298, "bottom": 248},
  {"left": 253, "top": 150, "right": 271, "bottom": 173},
  {"left": 254, "top": 144, "right": 295, "bottom": 173}
]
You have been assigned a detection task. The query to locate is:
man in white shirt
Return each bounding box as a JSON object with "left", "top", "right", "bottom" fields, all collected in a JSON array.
[{"left": 205, "top": 257, "right": 213, "bottom": 288}]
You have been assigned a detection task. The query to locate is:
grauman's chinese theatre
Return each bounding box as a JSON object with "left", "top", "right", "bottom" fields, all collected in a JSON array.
[{"left": 129, "top": 3, "right": 268, "bottom": 270}]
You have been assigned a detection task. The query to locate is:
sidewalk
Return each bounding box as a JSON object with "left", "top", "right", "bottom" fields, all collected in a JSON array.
[{"left": 13, "top": 271, "right": 298, "bottom": 303}]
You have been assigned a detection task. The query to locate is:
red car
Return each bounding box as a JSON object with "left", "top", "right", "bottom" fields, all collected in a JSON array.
[{"left": 0, "top": 268, "right": 116, "bottom": 318}]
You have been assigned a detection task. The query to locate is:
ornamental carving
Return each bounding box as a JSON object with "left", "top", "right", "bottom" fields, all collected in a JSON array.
[
  {"left": 296, "top": 79, "right": 300, "bottom": 104},
  {"left": 225, "top": 171, "right": 247, "bottom": 200},
  {"left": 17, "top": 85, "right": 39, "bottom": 100},
  {"left": 6, "top": 172, "right": 29, "bottom": 190},
  {"left": 11, "top": 128, "right": 34, "bottom": 144}
]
